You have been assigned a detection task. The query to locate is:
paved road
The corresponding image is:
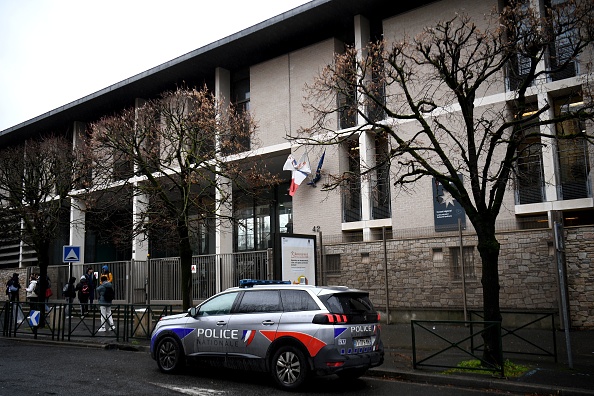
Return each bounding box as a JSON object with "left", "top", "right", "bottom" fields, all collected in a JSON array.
[{"left": 1, "top": 339, "right": 512, "bottom": 395}]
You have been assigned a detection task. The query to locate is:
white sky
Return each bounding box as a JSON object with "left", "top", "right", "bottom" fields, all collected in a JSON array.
[{"left": 0, "top": 0, "right": 311, "bottom": 131}]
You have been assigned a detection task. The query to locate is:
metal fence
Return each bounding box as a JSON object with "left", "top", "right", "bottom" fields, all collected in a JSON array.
[
  {"left": 1, "top": 300, "right": 174, "bottom": 342},
  {"left": 26, "top": 250, "right": 269, "bottom": 306}
]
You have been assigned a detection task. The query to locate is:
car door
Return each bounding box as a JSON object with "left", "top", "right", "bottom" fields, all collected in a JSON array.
[
  {"left": 186, "top": 291, "right": 240, "bottom": 358},
  {"left": 226, "top": 290, "right": 282, "bottom": 367}
]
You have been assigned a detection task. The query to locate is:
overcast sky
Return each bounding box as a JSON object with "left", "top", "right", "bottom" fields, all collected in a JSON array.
[{"left": 0, "top": 0, "right": 311, "bottom": 131}]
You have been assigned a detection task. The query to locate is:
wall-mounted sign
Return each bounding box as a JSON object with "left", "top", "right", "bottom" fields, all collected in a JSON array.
[
  {"left": 432, "top": 176, "right": 466, "bottom": 232},
  {"left": 281, "top": 235, "right": 316, "bottom": 285}
]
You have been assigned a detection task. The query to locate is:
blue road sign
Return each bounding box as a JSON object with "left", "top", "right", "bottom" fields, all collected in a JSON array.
[
  {"left": 29, "top": 310, "right": 40, "bottom": 327},
  {"left": 63, "top": 246, "right": 81, "bottom": 263}
]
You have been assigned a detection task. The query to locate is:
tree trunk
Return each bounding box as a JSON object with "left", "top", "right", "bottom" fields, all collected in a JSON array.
[
  {"left": 476, "top": 229, "right": 503, "bottom": 367},
  {"left": 177, "top": 222, "right": 194, "bottom": 310}
]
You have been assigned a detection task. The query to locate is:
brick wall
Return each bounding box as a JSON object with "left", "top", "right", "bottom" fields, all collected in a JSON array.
[{"left": 323, "top": 225, "right": 594, "bottom": 328}]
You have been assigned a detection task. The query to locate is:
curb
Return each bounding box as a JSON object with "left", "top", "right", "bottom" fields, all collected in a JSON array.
[{"left": 367, "top": 368, "right": 593, "bottom": 396}]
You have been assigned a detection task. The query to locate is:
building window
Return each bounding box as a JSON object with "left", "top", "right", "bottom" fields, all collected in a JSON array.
[
  {"left": 555, "top": 96, "right": 590, "bottom": 200},
  {"left": 548, "top": 0, "right": 578, "bottom": 81},
  {"left": 432, "top": 248, "right": 443, "bottom": 262},
  {"left": 450, "top": 246, "right": 476, "bottom": 281},
  {"left": 506, "top": 0, "right": 534, "bottom": 91},
  {"left": 372, "top": 133, "right": 391, "bottom": 219},
  {"left": 224, "top": 69, "right": 251, "bottom": 154},
  {"left": 342, "top": 139, "right": 361, "bottom": 222},
  {"left": 514, "top": 105, "right": 545, "bottom": 204},
  {"left": 325, "top": 254, "right": 341, "bottom": 274},
  {"left": 234, "top": 192, "right": 272, "bottom": 252}
]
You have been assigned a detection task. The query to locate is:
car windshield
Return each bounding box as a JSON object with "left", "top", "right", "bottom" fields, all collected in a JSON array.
[{"left": 198, "top": 292, "right": 239, "bottom": 316}]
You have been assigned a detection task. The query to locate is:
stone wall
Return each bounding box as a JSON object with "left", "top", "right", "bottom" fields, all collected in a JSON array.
[{"left": 322, "top": 225, "right": 594, "bottom": 328}]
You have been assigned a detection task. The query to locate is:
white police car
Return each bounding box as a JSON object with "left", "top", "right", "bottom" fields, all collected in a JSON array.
[{"left": 150, "top": 280, "right": 384, "bottom": 390}]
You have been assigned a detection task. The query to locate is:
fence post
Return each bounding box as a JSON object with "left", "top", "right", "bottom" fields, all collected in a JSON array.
[
  {"left": 146, "top": 257, "right": 151, "bottom": 305},
  {"left": 382, "top": 227, "right": 390, "bottom": 325}
]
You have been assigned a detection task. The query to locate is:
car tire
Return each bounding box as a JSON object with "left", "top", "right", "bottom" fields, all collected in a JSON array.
[
  {"left": 271, "top": 346, "right": 308, "bottom": 390},
  {"left": 336, "top": 367, "right": 367, "bottom": 380},
  {"left": 156, "top": 336, "right": 185, "bottom": 374}
]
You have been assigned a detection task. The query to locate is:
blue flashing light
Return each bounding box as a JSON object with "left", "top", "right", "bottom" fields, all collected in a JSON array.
[{"left": 239, "top": 279, "right": 291, "bottom": 288}]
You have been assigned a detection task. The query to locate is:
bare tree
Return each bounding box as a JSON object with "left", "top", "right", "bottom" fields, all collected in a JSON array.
[
  {"left": 87, "top": 86, "right": 275, "bottom": 310},
  {"left": 0, "top": 135, "right": 86, "bottom": 320},
  {"left": 298, "top": 0, "right": 594, "bottom": 364}
]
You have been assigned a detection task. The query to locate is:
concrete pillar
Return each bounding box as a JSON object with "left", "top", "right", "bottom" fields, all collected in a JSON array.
[
  {"left": 69, "top": 199, "right": 86, "bottom": 263},
  {"left": 215, "top": 67, "right": 234, "bottom": 292},
  {"left": 132, "top": 193, "right": 149, "bottom": 260},
  {"left": 538, "top": 92, "right": 560, "bottom": 202},
  {"left": 70, "top": 121, "right": 86, "bottom": 262},
  {"left": 355, "top": 15, "right": 375, "bottom": 241}
]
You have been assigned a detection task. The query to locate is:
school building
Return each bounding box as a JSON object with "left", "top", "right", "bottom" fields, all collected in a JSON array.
[{"left": 0, "top": 0, "right": 593, "bottom": 327}]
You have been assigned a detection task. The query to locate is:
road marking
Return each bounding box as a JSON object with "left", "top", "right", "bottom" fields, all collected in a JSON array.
[{"left": 150, "top": 383, "right": 225, "bottom": 395}]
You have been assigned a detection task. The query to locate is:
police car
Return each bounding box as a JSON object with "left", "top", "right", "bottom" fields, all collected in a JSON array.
[{"left": 150, "top": 280, "right": 384, "bottom": 390}]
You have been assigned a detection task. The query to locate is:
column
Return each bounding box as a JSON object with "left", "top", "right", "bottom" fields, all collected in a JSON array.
[{"left": 355, "top": 15, "right": 376, "bottom": 241}]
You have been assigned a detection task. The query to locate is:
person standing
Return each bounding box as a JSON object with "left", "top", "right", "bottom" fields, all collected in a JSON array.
[
  {"left": 25, "top": 273, "right": 39, "bottom": 303},
  {"left": 96, "top": 275, "right": 115, "bottom": 332},
  {"left": 6, "top": 273, "right": 21, "bottom": 302},
  {"left": 75, "top": 275, "right": 90, "bottom": 317},
  {"left": 84, "top": 267, "right": 97, "bottom": 306},
  {"left": 5, "top": 273, "right": 24, "bottom": 324},
  {"left": 63, "top": 276, "right": 76, "bottom": 318},
  {"left": 100, "top": 265, "right": 113, "bottom": 284}
]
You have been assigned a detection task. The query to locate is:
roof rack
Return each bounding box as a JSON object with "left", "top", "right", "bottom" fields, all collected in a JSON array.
[{"left": 239, "top": 279, "right": 291, "bottom": 288}]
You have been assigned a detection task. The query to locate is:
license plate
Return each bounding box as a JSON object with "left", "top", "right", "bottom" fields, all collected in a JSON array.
[{"left": 353, "top": 338, "right": 372, "bottom": 347}]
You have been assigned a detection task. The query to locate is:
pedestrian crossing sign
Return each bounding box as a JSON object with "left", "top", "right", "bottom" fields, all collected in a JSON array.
[{"left": 63, "top": 246, "right": 81, "bottom": 263}]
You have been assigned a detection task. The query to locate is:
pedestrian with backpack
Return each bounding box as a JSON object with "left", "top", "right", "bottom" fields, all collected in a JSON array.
[
  {"left": 84, "top": 267, "right": 97, "bottom": 306},
  {"left": 63, "top": 276, "right": 76, "bottom": 318},
  {"left": 75, "top": 276, "right": 90, "bottom": 317},
  {"left": 96, "top": 275, "right": 115, "bottom": 332}
]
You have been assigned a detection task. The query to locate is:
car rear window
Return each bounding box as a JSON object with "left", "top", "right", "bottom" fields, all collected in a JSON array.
[
  {"left": 280, "top": 290, "right": 320, "bottom": 312},
  {"left": 320, "top": 293, "right": 376, "bottom": 315}
]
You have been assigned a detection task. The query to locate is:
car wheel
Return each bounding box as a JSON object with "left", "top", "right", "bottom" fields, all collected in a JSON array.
[
  {"left": 271, "top": 346, "right": 308, "bottom": 390},
  {"left": 156, "top": 336, "right": 185, "bottom": 374},
  {"left": 336, "top": 367, "right": 367, "bottom": 380}
]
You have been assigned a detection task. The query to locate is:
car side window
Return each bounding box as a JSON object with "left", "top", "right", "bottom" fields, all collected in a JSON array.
[
  {"left": 236, "top": 290, "right": 281, "bottom": 313},
  {"left": 281, "top": 290, "right": 320, "bottom": 312},
  {"left": 198, "top": 292, "right": 239, "bottom": 316}
]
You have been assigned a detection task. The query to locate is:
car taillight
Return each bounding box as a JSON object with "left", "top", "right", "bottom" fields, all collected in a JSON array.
[
  {"left": 325, "top": 361, "right": 345, "bottom": 367},
  {"left": 312, "top": 313, "right": 348, "bottom": 324}
]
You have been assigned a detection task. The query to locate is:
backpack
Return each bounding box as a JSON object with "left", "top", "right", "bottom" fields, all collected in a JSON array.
[
  {"left": 8, "top": 280, "right": 19, "bottom": 293},
  {"left": 34, "top": 282, "right": 40, "bottom": 296},
  {"left": 103, "top": 285, "right": 115, "bottom": 302},
  {"left": 81, "top": 283, "right": 90, "bottom": 295}
]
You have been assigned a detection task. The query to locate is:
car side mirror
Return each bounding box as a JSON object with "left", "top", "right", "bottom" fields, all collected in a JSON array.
[{"left": 189, "top": 307, "right": 199, "bottom": 317}]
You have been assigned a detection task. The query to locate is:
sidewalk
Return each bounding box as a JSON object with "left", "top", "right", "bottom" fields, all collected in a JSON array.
[{"left": 371, "top": 323, "right": 594, "bottom": 396}]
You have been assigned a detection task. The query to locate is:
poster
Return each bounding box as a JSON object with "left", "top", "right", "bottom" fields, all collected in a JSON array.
[{"left": 281, "top": 235, "right": 316, "bottom": 285}]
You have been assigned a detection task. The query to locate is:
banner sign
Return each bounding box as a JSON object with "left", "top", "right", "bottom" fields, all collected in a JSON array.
[
  {"left": 432, "top": 176, "right": 466, "bottom": 232},
  {"left": 281, "top": 235, "right": 316, "bottom": 285}
]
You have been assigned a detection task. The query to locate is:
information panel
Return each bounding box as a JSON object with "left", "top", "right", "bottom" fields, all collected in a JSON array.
[{"left": 281, "top": 235, "right": 316, "bottom": 285}]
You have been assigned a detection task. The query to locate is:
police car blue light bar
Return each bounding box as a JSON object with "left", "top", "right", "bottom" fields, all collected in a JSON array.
[{"left": 239, "top": 279, "right": 291, "bottom": 288}]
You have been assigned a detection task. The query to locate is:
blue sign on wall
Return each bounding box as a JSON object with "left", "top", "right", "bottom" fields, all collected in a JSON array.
[{"left": 432, "top": 176, "right": 466, "bottom": 232}]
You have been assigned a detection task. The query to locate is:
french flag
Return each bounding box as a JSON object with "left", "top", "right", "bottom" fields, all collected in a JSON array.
[{"left": 283, "top": 152, "right": 311, "bottom": 196}]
